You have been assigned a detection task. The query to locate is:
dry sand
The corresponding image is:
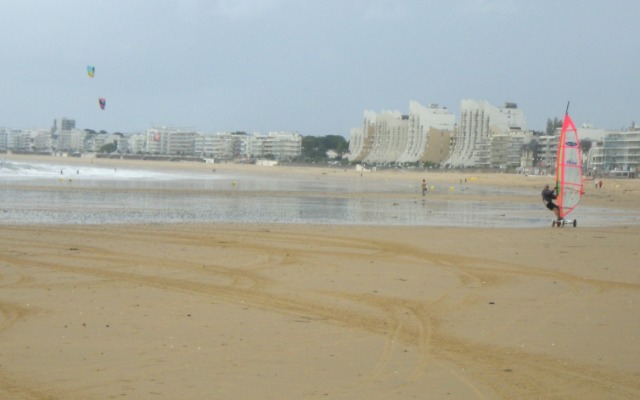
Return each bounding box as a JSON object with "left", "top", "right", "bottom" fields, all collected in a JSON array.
[{"left": 1, "top": 154, "right": 640, "bottom": 399}]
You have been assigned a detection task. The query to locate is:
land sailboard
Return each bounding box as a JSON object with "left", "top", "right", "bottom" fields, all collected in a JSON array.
[{"left": 555, "top": 104, "right": 583, "bottom": 220}]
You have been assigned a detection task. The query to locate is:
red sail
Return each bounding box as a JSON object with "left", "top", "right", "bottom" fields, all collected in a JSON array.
[{"left": 555, "top": 113, "right": 583, "bottom": 218}]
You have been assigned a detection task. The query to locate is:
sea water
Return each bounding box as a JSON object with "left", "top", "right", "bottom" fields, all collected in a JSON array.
[{"left": 1, "top": 160, "right": 637, "bottom": 227}]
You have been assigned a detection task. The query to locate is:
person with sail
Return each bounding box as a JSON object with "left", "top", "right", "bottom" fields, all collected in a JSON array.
[{"left": 542, "top": 184, "right": 561, "bottom": 222}]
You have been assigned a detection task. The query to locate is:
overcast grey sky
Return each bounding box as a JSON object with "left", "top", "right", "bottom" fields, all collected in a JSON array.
[{"left": 1, "top": 0, "right": 638, "bottom": 136}]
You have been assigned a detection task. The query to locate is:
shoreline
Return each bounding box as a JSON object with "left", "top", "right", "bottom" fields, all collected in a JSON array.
[{"left": 4, "top": 152, "right": 640, "bottom": 211}]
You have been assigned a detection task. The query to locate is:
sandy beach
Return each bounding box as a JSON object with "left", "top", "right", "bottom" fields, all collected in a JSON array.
[{"left": 1, "top": 154, "right": 640, "bottom": 399}]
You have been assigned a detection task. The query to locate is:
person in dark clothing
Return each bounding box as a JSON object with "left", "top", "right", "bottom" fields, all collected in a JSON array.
[{"left": 542, "top": 184, "right": 561, "bottom": 221}]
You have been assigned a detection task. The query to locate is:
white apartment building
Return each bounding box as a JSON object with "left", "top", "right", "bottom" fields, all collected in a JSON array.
[
  {"left": 248, "top": 131, "right": 302, "bottom": 160},
  {"left": 346, "top": 127, "right": 364, "bottom": 161},
  {"left": 195, "top": 133, "right": 236, "bottom": 160},
  {"left": 490, "top": 131, "right": 533, "bottom": 169},
  {"left": 144, "top": 127, "right": 197, "bottom": 155},
  {"left": 31, "top": 129, "right": 54, "bottom": 153},
  {"left": 56, "top": 129, "right": 87, "bottom": 153},
  {"left": 536, "top": 135, "right": 558, "bottom": 171},
  {"left": 446, "top": 100, "right": 527, "bottom": 167},
  {"left": 168, "top": 131, "right": 199, "bottom": 155},
  {"left": 347, "top": 111, "right": 380, "bottom": 163},
  {"left": 592, "top": 129, "right": 640, "bottom": 175},
  {"left": 1, "top": 128, "right": 54, "bottom": 153},
  {"left": 364, "top": 110, "right": 408, "bottom": 164},
  {"left": 0, "top": 128, "right": 23, "bottom": 151},
  {"left": 145, "top": 127, "right": 171, "bottom": 154},
  {"left": 346, "top": 110, "right": 402, "bottom": 164},
  {"left": 84, "top": 133, "right": 122, "bottom": 153},
  {"left": 144, "top": 128, "right": 302, "bottom": 159},
  {"left": 0, "top": 128, "right": 6, "bottom": 150},
  {"left": 125, "top": 133, "right": 147, "bottom": 154},
  {"left": 398, "top": 102, "right": 456, "bottom": 164},
  {"left": 348, "top": 101, "right": 456, "bottom": 165}
]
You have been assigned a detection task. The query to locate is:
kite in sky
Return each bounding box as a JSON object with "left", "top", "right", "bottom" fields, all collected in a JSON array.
[{"left": 88, "top": 65, "right": 106, "bottom": 110}]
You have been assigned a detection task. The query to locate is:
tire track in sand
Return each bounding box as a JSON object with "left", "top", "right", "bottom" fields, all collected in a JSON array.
[{"left": 1, "top": 225, "right": 639, "bottom": 399}]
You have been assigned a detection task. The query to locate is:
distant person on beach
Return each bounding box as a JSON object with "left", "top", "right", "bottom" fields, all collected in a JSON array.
[
  {"left": 541, "top": 184, "right": 561, "bottom": 222},
  {"left": 421, "top": 179, "right": 427, "bottom": 196}
]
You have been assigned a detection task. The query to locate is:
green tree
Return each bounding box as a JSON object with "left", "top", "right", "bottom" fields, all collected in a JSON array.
[
  {"left": 322, "top": 135, "right": 348, "bottom": 154},
  {"left": 301, "top": 135, "right": 349, "bottom": 162},
  {"left": 301, "top": 136, "right": 324, "bottom": 161},
  {"left": 99, "top": 142, "right": 117, "bottom": 153},
  {"left": 523, "top": 138, "right": 540, "bottom": 166},
  {"left": 580, "top": 138, "right": 592, "bottom": 156},
  {"left": 546, "top": 118, "right": 562, "bottom": 136}
]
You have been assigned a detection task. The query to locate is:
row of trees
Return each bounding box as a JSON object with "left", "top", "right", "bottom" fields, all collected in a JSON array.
[{"left": 300, "top": 135, "right": 349, "bottom": 162}]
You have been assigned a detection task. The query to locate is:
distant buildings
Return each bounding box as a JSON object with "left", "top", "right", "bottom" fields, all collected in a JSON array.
[
  {"left": 586, "top": 126, "right": 640, "bottom": 177},
  {"left": 536, "top": 124, "right": 640, "bottom": 177},
  {"left": 446, "top": 100, "right": 528, "bottom": 168},
  {"left": 2, "top": 105, "right": 639, "bottom": 177},
  {"left": 347, "top": 100, "right": 529, "bottom": 169},
  {"left": 347, "top": 101, "right": 455, "bottom": 165},
  {"left": 143, "top": 128, "right": 302, "bottom": 161},
  {"left": 52, "top": 117, "right": 76, "bottom": 134},
  {"left": 56, "top": 129, "right": 87, "bottom": 152},
  {"left": 0, "top": 119, "right": 303, "bottom": 162},
  {"left": 346, "top": 99, "right": 638, "bottom": 177}
]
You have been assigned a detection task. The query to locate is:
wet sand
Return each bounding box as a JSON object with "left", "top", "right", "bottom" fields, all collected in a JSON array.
[
  {"left": 4, "top": 153, "right": 639, "bottom": 210},
  {"left": 1, "top": 154, "right": 640, "bottom": 399}
]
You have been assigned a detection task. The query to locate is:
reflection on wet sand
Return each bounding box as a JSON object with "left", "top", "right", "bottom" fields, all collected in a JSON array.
[
  {"left": 2, "top": 156, "right": 640, "bottom": 227},
  {"left": 1, "top": 175, "right": 639, "bottom": 227}
]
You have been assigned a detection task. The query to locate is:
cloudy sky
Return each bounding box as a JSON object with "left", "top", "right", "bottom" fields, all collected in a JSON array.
[{"left": 1, "top": 0, "right": 637, "bottom": 136}]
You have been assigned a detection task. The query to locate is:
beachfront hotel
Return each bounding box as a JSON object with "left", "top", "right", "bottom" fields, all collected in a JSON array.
[
  {"left": 445, "top": 100, "right": 527, "bottom": 168},
  {"left": 347, "top": 101, "right": 456, "bottom": 166},
  {"left": 144, "top": 127, "right": 302, "bottom": 161},
  {"left": 346, "top": 98, "right": 637, "bottom": 174},
  {"left": 347, "top": 99, "right": 530, "bottom": 169},
  {"left": 586, "top": 127, "right": 640, "bottom": 177}
]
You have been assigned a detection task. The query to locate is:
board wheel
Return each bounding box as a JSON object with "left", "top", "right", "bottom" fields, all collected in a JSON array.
[
  {"left": 551, "top": 220, "right": 556, "bottom": 227},
  {"left": 573, "top": 219, "right": 577, "bottom": 227}
]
